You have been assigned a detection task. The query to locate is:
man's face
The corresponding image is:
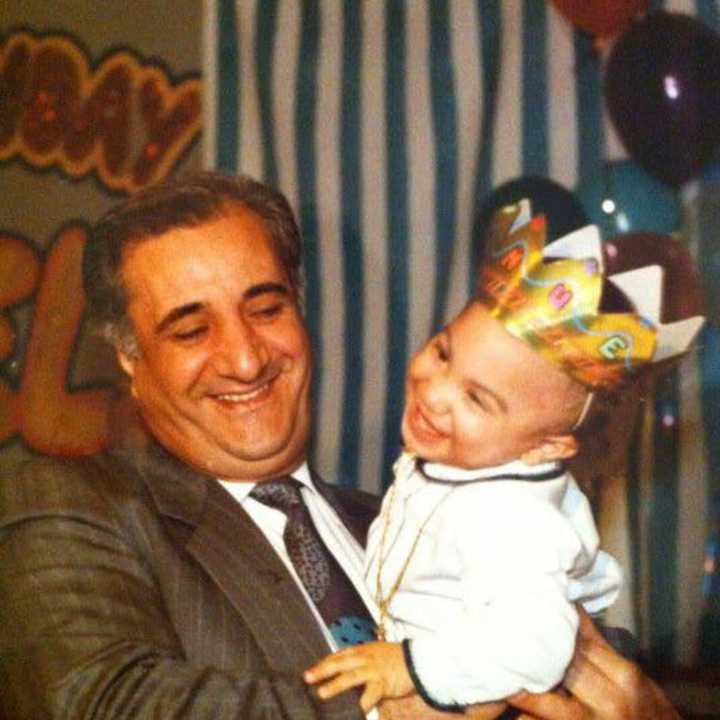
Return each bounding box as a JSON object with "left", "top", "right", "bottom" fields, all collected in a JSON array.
[
  {"left": 117, "top": 208, "right": 312, "bottom": 481},
  {"left": 402, "top": 302, "right": 585, "bottom": 469}
]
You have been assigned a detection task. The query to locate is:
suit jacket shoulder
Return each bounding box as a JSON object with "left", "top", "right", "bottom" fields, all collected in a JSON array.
[{"left": 0, "top": 446, "right": 365, "bottom": 720}]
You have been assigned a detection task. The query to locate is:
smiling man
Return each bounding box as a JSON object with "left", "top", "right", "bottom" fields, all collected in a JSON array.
[
  {"left": 0, "top": 173, "right": 383, "bottom": 720},
  {"left": 0, "top": 172, "right": 680, "bottom": 720},
  {"left": 116, "top": 206, "right": 312, "bottom": 481}
]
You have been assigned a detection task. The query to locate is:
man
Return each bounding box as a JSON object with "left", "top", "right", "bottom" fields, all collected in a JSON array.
[{"left": 0, "top": 172, "right": 678, "bottom": 719}]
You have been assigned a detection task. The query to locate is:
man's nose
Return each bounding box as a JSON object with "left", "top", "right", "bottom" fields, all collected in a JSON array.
[{"left": 212, "top": 319, "right": 268, "bottom": 380}]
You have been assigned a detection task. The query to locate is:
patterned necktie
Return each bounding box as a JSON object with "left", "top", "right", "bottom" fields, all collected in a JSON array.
[{"left": 251, "top": 477, "right": 375, "bottom": 647}]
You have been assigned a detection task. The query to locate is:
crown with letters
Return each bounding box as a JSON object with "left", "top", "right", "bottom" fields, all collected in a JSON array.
[{"left": 477, "top": 200, "right": 706, "bottom": 389}]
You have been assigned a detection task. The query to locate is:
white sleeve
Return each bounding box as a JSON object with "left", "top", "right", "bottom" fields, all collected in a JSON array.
[{"left": 406, "top": 495, "right": 582, "bottom": 708}]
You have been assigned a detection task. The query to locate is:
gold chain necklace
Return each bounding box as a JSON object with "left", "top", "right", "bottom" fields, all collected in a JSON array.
[{"left": 374, "top": 480, "right": 456, "bottom": 641}]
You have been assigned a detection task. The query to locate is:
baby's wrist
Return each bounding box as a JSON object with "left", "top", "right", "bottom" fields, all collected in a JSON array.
[{"left": 401, "top": 639, "right": 464, "bottom": 714}]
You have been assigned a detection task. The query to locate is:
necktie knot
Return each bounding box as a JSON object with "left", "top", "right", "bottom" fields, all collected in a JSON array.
[{"left": 250, "top": 477, "right": 302, "bottom": 513}]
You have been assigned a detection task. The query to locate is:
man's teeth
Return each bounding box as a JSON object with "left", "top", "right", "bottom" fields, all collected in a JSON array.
[{"left": 216, "top": 383, "right": 269, "bottom": 401}]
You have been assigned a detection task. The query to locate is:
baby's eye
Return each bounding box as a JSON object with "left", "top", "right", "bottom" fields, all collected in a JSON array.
[
  {"left": 434, "top": 341, "right": 449, "bottom": 362},
  {"left": 466, "top": 391, "right": 489, "bottom": 412}
]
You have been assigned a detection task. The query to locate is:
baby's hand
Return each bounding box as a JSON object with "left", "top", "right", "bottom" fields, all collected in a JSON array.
[{"left": 304, "top": 641, "right": 414, "bottom": 712}]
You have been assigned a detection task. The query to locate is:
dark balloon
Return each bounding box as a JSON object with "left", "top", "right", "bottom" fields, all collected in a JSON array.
[
  {"left": 696, "top": 161, "right": 720, "bottom": 322},
  {"left": 576, "top": 160, "right": 681, "bottom": 238},
  {"left": 603, "top": 233, "right": 705, "bottom": 322},
  {"left": 550, "top": 0, "right": 648, "bottom": 37},
  {"left": 605, "top": 11, "right": 720, "bottom": 188},
  {"left": 473, "top": 176, "right": 588, "bottom": 262}
]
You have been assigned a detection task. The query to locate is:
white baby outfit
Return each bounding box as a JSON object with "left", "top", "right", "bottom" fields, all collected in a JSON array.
[{"left": 365, "top": 452, "right": 622, "bottom": 708}]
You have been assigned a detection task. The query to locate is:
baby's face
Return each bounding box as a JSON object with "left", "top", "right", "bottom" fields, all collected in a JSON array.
[{"left": 401, "top": 301, "right": 586, "bottom": 469}]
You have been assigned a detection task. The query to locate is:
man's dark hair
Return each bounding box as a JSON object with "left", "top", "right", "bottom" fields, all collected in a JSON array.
[{"left": 83, "top": 172, "right": 303, "bottom": 355}]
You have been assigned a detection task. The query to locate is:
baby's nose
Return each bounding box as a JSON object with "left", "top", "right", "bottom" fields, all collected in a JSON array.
[{"left": 422, "top": 378, "right": 452, "bottom": 414}]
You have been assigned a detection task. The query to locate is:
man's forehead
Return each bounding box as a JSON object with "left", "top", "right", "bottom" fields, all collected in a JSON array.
[
  {"left": 123, "top": 213, "right": 278, "bottom": 273},
  {"left": 120, "top": 216, "right": 289, "bottom": 317}
]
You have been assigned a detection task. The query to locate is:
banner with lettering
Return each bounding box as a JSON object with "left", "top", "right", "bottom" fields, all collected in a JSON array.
[{"left": 0, "top": 29, "right": 200, "bottom": 457}]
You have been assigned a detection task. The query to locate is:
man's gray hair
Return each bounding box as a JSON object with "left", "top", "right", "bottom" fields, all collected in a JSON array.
[{"left": 82, "top": 172, "right": 303, "bottom": 355}]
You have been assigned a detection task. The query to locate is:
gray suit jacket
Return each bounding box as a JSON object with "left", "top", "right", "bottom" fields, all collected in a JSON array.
[{"left": 0, "top": 433, "right": 379, "bottom": 719}]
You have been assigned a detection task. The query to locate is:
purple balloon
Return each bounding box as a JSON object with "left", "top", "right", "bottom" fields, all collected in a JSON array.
[{"left": 605, "top": 11, "right": 720, "bottom": 187}]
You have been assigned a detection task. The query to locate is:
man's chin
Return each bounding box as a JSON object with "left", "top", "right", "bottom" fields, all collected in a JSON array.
[{"left": 196, "top": 450, "right": 297, "bottom": 481}]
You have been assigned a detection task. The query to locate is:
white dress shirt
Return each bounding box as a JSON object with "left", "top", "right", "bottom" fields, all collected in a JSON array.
[{"left": 365, "top": 452, "right": 622, "bottom": 708}]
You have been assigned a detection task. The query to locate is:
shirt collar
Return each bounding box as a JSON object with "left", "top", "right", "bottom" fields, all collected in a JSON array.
[
  {"left": 418, "top": 457, "right": 564, "bottom": 483},
  {"left": 217, "top": 461, "right": 314, "bottom": 504}
]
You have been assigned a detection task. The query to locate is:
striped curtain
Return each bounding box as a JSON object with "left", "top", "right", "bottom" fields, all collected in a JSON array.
[{"left": 203, "top": 0, "right": 720, "bottom": 667}]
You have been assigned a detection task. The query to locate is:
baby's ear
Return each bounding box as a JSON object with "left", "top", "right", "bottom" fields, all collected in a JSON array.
[{"left": 520, "top": 434, "right": 579, "bottom": 465}]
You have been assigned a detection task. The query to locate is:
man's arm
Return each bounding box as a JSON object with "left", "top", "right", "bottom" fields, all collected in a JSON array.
[
  {"left": 0, "top": 458, "right": 361, "bottom": 720},
  {"left": 507, "top": 610, "right": 681, "bottom": 720},
  {"left": 374, "top": 609, "right": 680, "bottom": 720}
]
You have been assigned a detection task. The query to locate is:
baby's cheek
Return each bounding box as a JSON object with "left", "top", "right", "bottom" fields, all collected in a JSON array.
[{"left": 456, "top": 415, "right": 490, "bottom": 451}]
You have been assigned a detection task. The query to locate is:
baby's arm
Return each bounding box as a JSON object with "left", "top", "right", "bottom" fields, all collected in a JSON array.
[
  {"left": 402, "top": 492, "right": 613, "bottom": 708},
  {"left": 304, "top": 641, "right": 414, "bottom": 713}
]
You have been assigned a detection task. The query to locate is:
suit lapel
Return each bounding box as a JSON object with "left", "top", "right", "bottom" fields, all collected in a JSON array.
[
  {"left": 188, "top": 481, "right": 368, "bottom": 717},
  {"left": 186, "top": 480, "right": 331, "bottom": 671},
  {"left": 130, "top": 441, "right": 331, "bottom": 672}
]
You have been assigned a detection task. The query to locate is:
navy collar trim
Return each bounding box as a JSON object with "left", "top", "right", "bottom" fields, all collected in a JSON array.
[{"left": 416, "top": 460, "right": 566, "bottom": 484}]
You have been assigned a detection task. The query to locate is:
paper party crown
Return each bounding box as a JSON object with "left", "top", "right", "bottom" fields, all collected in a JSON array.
[{"left": 477, "top": 200, "right": 705, "bottom": 389}]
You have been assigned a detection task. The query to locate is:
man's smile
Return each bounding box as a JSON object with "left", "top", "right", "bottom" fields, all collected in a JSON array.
[{"left": 209, "top": 378, "right": 277, "bottom": 408}]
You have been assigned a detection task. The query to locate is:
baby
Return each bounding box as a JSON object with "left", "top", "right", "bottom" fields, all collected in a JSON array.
[{"left": 305, "top": 201, "right": 705, "bottom": 713}]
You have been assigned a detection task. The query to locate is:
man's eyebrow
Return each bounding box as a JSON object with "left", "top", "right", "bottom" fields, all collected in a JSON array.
[
  {"left": 244, "top": 282, "right": 290, "bottom": 301},
  {"left": 154, "top": 283, "right": 290, "bottom": 335},
  {"left": 156, "top": 303, "right": 203, "bottom": 334}
]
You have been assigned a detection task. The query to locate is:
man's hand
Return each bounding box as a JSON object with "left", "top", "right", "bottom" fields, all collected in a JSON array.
[
  {"left": 507, "top": 609, "right": 681, "bottom": 719},
  {"left": 305, "top": 641, "right": 414, "bottom": 712}
]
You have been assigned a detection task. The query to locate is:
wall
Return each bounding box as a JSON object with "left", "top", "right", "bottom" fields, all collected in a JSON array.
[{"left": 0, "top": 0, "right": 203, "bottom": 478}]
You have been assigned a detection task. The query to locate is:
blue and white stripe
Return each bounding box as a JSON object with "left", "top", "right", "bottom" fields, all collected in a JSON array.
[{"left": 204, "top": 0, "right": 720, "bottom": 666}]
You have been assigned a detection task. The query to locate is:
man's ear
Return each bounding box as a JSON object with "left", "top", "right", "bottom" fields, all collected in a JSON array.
[
  {"left": 116, "top": 349, "right": 139, "bottom": 398},
  {"left": 116, "top": 349, "right": 136, "bottom": 378},
  {"left": 520, "top": 434, "right": 579, "bottom": 465}
]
